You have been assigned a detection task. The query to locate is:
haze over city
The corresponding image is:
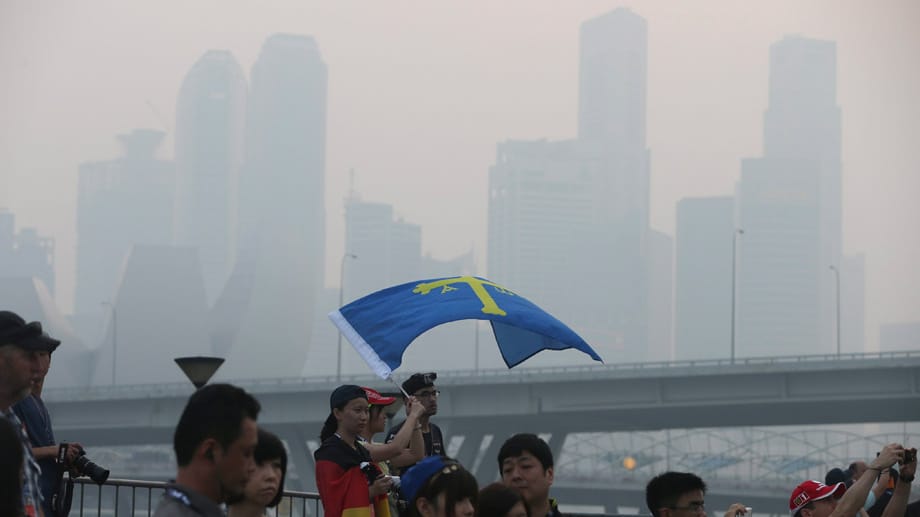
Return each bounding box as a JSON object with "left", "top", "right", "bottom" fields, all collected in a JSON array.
[{"left": 1, "top": 1, "right": 918, "bottom": 381}]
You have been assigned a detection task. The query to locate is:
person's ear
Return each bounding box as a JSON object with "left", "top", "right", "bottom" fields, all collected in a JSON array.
[
  {"left": 545, "top": 466, "right": 554, "bottom": 484},
  {"left": 198, "top": 439, "right": 219, "bottom": 463}
]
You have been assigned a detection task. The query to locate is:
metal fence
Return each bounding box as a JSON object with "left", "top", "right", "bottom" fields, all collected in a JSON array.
[{"left": 70, "top": 478, "right": 321, "bottom": 517}]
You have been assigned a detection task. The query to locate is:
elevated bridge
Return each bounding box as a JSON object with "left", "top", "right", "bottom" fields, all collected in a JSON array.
[{"left": 45, "top": 352, "right": 920, "bottom": 513}]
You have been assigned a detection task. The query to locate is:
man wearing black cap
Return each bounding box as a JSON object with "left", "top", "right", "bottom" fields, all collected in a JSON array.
[
  {"left": 385, "top": 372, "right": 446, "bottom": 475},
  {"left": 0, "top": 310, "right": 58, "bottom": 517},
  {"left": 13, "top": 328, "right": 82, "bottom": 517}
]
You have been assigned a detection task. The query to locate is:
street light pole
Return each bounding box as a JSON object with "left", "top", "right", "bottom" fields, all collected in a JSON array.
[
  {"left": 102, "top": 301, "right": 117, "bottom": 385},
  {"left": 829, "top": 265, "right": 841, "bottom": 356},
  {"left": 337, "top": 253, "right": 357, "bottom": 382},
  {"left": 730, "top": 228, "right": 744, "bottom": 364}
]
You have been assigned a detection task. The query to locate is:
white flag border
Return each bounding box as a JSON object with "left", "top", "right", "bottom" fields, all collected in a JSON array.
[{"left": 328, "top": 309, "right": 392, "bottom": 379}]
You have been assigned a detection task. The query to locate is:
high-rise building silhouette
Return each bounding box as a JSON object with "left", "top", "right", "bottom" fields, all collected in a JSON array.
[
  {"left": 737, "top": 36, "right": 842, "bottom": 356},
  {"left": 488, "top": 8, "right": 651, "bottom": 362},
  {"left": 174, "top": 50, "right": 247, "bottom": 305},
  {"left": 0, "top": 208, "right": 55, "bottom": 295},
  {"left": 214, "top": 34, "right": 327, "bottom": 378},
  {"left": 75, "top": 129, "right": 174, "bottom": 332},
  {"left": 343, "top": 196, "right": 421, "bottom": 302},
  {"left": 674, "top": 197, "right": 734, "bottom": 360},
  {"left": 488, "top": 139, "right": 604, "bottom": 351}
]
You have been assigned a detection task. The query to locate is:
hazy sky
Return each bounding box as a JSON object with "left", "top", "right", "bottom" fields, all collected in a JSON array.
[{"left": 1, "top": 1, "right": 917, "bottom": 349}]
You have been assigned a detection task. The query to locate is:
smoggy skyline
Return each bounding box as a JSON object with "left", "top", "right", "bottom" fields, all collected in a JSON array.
[{"left": 1, "top": 1, "right": 918, "bottom": 352}]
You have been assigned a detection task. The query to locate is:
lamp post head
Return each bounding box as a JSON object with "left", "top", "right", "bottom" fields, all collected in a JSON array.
[{"left": 174, "top": 356, "right": 225, "bottom": 389}]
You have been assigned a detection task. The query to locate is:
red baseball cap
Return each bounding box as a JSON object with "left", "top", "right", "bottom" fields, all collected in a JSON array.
[
  {"left": 362, "top": 387, "right": 396, "bottom": 406},
  {"left": 789, "top": 480, "right": 846, "bottom": 515}
]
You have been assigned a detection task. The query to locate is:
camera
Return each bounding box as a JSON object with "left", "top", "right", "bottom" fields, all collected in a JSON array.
[
  {"left": 58, "top": 443, "right": 109, "bottom": 485},
  {"left": 904, "top": 448, "right": 917, "bottom": 465}
]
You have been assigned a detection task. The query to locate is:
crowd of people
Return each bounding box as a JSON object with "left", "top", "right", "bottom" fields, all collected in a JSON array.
[{"left": 1, "top": 310, "right": 917, "bottom": 517}]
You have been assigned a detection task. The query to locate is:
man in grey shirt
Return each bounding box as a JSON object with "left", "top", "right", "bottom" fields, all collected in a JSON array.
[{"left": 153, "top": 383, "right": 260, "bottom": 517}]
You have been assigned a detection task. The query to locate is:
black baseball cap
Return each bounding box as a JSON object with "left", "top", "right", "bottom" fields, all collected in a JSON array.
[
  {"left": 402, "top": 372, "right": 437, "bottom": 396},
  {"left": 0, "top": 311, "right": 60, "bottom": 352},
  {"left": 330, "top": 384, "right": 368, "bottom": 409}
]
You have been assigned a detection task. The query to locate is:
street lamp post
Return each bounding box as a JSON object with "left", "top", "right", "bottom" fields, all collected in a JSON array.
[
  {"left": 101, "top": 301, "right": 117, "bottom": 385},
  {"left": 337, "top": 253, "right": 357, "bottom": 382},
  {"left": 830, "top": 265, "right": 841, "bottom": 356},
  {"left": 730, "top": 228, "right": 744, "bottom": 364}
]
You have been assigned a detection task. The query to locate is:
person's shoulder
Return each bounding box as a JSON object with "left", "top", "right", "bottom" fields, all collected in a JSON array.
[
  {"left": 314, "top": 435, "right": 343, "bottom": 461},
  {"left": 385, "top": 420, "right": 407, "bottom": 441},
  {"left": 12, "top": 395, "right": 38, "bottom": 416}
]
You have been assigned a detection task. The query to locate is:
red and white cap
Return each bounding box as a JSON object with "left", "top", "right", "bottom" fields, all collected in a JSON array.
[
  {"left": 362, "top": 387, "right": 396, "bottom": 406},
  {"left": 789, "top": 480, "right": 846, "bottom": 515}
]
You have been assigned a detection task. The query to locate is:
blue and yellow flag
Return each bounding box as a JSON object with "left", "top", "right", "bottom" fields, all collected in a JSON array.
[{"left": 328, "top": 276, "right": 603, "bottom": 378}]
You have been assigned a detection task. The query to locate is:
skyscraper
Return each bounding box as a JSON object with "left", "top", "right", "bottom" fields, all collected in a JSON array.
[
  {"left": 488, "top": 8, "right": 652, "bottom": 362},
  {"left": 737, "top": 36, "right": 842, "bottom": 356},
  {"left": 174, "top": 50, "right": 247, "bottom": 305},
  {"left": 488, "top": 139, "right": 610, "bottom": 354},
  {"left": 75, "top": 129, "right": 174, "bottom": 330},
  {"left": 214, "top": 34, "right": 327, "bottom": 378},
  {"left": 578, "top": 8, "right": 651, "bottom": 360},
  {"left": 343, "top": 196, "right": 422, "bottom": 303},
  {"left": 674, "top": 197, "right": 734, "bottom": 360}
]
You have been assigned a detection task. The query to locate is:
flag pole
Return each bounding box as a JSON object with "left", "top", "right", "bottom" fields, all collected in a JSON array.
[{"left": 388, "top": 375, "right": 411, "bottom": 399}]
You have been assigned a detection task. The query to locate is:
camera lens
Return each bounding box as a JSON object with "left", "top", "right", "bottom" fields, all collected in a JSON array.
[{"left": 73, "top": 455, "right": 110, "bottom": 485}]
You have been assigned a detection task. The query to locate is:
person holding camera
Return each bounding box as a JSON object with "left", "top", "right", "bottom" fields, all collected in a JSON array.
[
  {"left": 315, "top": 385, "right": 394, "bottom": 517},
  {"left": 874, "top": 450, "right": 917, "bottom": 517},
  {"left": 1, "top": 310, "right": 61, "bottom": 517},
  {"left": 11, "top": 329, "right": 83, "bottom": 517},
  {"left": 789, "top": 443, "right": 907, "bottom": 517}
]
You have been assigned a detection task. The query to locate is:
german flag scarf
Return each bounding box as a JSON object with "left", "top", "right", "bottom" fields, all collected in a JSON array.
[{"left": 315, "top": 434, "right": 391, "bottom": 517}]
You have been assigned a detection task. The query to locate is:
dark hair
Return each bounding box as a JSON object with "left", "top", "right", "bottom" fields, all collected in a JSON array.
[
  {"left": 646, "top": 472, "right": 707, "bottom": 517},
  {"left": 255, "top": 429, "right": 287, "bottom": 508},
  {"left": 497, "top": 434, "right": 554, "bottom": 472},
  {"left": 0, "top": 417, "right": 24, "bottom": 517},
  {"left": 406, "top": 459, "right": 478, "bottom": 517},
  {"left": 173, "top": 383, "right": 261, "bottom": 466},
  {"left": 478, "top": 482, "right": 530, "bottom": 517},
  {"left": 320, "top": 385, "right": 368, "bottom": 442}
]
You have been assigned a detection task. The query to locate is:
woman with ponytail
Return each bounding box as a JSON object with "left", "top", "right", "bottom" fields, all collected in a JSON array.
[{"left": 314, "top": 385, "right": 394, "bottom": 517}]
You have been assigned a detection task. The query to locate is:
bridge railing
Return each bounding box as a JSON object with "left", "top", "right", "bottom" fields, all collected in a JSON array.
[
  {"left": 70, "top": 477, "right": 321, "bottom": 516},
  {"left": 45, "top": 349, "right": 920, "bottom": 401}
]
